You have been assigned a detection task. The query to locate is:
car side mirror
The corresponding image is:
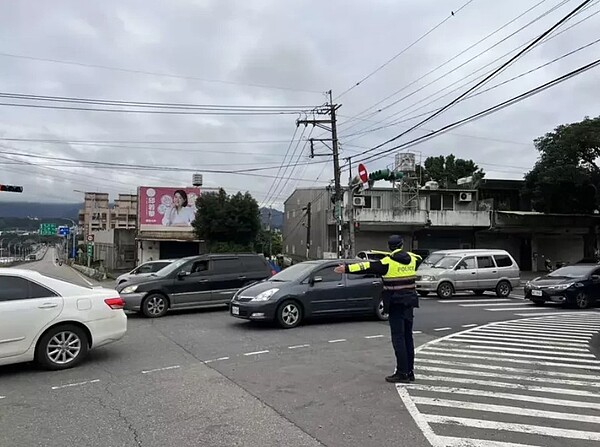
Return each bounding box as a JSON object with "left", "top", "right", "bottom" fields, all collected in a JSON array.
[
  {"left": 310, "top": 276, "right": 323, "bottom": 285},
  {"left": 177, "top": 271, "right": 190, "bottom": 279},
  {"left": 592, "top": 275, "right": 600, "bottom": 281}
]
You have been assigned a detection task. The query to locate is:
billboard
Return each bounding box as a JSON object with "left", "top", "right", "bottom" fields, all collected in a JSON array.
[{"left": 138, "top": 187, "right": 200, "bottom": 232}]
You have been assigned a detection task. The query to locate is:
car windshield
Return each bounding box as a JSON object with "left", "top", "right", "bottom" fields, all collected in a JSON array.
[
  {"left": 548, "top": 265, "right": 593, "bottom": 279},
  {"left": 154, "top": 258, "right": 190, "bottom": 277},
  {"left": 422, "top": 253, "right": 445, "bottom": 266},
  {"left": 433, "top": 256, "right": 461, "bottom": 269},
  {"left": 269, "top": 263, "right": 319, "bottom": 282}
]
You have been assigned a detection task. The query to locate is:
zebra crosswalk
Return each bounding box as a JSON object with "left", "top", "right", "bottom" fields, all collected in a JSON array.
[{"left": 397, "top": 313, "right": 600, "bottom": 447}]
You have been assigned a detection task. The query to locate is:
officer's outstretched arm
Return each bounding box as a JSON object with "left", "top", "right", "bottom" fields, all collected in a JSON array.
[{"left": 344, "top": 260, "right": 389, "bottom": 275}]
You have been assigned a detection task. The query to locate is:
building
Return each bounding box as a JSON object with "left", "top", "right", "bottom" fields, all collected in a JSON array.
[
  {"left": 78, "top": 192, "right": 137, "bottom": 235},
  {"left": 283, "top": 179, "right": 599, "bottom": 272}
]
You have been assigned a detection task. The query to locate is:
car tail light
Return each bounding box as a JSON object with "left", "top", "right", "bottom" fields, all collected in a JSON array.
[
  {"left": 271, "top": 269, "right": 277, "bottom": 276},
  {"left": 105, "top": 297, "right": 125, "bottom": 310}
]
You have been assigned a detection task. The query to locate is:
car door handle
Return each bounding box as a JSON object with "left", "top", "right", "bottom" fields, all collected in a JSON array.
[
  {"left": 372, "top": 281, "right": 381, "bottom": 285},
  {"left": 198, "top": 279, "right": 208, "bottom": 283},
  {"left": 238, "top": 276, "right": 246, "bottom": 280},
  {"left": 336, "top": 284, "right": 344, "bottom": 287},
  {"left": 471, "top": 272, "right": 476, "bottom": 275},
  {"left": 38, "top": 303, "right": 58, "bottom": 309},
  {"left": 492, "top": 271, "right": 497, "bottom": 273}
]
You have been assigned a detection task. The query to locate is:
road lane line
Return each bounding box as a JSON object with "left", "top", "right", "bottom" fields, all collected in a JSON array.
[
  {"left": 71, "top": 268, "right": 94, "bottom": 286},
  {"left": 473, "top": 328, "right": 591, "bottom": 341},
  {"left": 288, "top": 344, "right": 310, "bottom": 349},
  {"left": 500, "top": 321, "right": 600, "bottom": 331},
  {"left": 475, "top": 327, "right": 593, "bottom": 339},
  {"left": 407, "top": 384, "right": 600, "bottom": 410},
  {"left": 51, "top": 379, "right": 100, "bottom": 390},
  {"left": 413, "top": 331, "right": 423, "bottom": 334},
  {"left": 416, "top": 365, "right": 600, "bottom": 388},
  {"left": 454, "top": 332, "right": 590, "bottom": 345},
  {"left": 424, "top": 415, "right": 600, "bottom": 442},
  {"left": 443, "top": 343, "right": 596, "bottom": 357},
  {"left": 461, "top": 324, "right": 478, "bottom": 328},
  {"left": 415, "top": 358, "right": 599, "bottom": 381},
  {"left": 396, "top": 388, "right": 444, "bottom": 447},
  {"left": 438, "top": 436, "right": 540, "bottom": 447},
  {"left": 364, "top": 335, "right": 384, "bottom": 339},
  {"left": 460, "top": 302, "right": 529, "bottom": 307},
  {"left": 243, "top": 350, "right": 269, "bottom": 356},
  {"left": 204, "top": 357, "right": 230, "bottom": 363},
  {"left": 450, "top": 335, "right": 590, "bottom": 350},
  {"left": 141, "top": 365, "right": 180, "bottom": 374},
  {"left": 514, "top": 311, "right": 600, "bottom": 317},
  {"left": 492, "top": 324, "right": 599, "bottom": 334},
  {"left": 0, "top": 396, "right": 5, "bottom": 400},
  {"left": 418, "top": 350, "right": 600, "bottom": 370},
  {"left": 423, "top": 346, "right": 600, "bottom": 363},
  {"left": 328, "top": 339, "right": 347, "bottom": 343},
  {"left": 433, "top": 327, "right": 452, "bottom": 332},
  {"left": 487, "top": 307, "right": 542, "bottom": 311},
  {"left": 440, "top": 298, "right": 510, "bottom": 304},
  {"left": 414, "top": 396, "right": 600, "bottom": 424}
]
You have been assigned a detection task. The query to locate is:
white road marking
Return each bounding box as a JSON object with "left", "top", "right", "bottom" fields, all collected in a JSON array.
[
  {"left": 141, "top": 365, "right": 180, "bottom": 374},
  {"left": 423, "top": 346, "right": 600, "bottom": 364},
  {"left": 500, "top": 321, "right": 600, "bottom": 331},
  {"left": 204, "top": 357, "right": 230, "bottom": 363},
  {"left": 413, "top": 330, "right": 423, "bottom": 334},
  {"left": 437, "top": 436, "right": 540, "bottom": 447},
  {"left": 514, "top": 311, "right": 600, "bottom": 317},
  {"left": 415, "top": 358, "right": 599, "bottom": 381},
  {"left": 433, "top": 327, "right": 452, "bottom": 332},
  {"left": 243, "top": 350, "right": 269, "bottom": 356},
  {"left": 460, "top": 302, "right": 529, "bottom": 307},
  {"left": 440, "top": 298, "right": 510, "bottom": 304},
  {"left": 473, "top": 327, "right": 592, "bottom": 341},
  {"left": 443, "top": 343, "right": 596, "bottom": 358},
  {"left": 0, "top": 396, "right": 5, "bottom": 400},
  {"left": 364, "top": 335, "right": 384, "bottom": 339},
  {"left": 494, "top": 324, "right": 598, "bottom": 335},
  {"left": 450, "top": 335, "right": 589, "bottom": 349},
  {"left": 461, "top": 324, "right": 478, "bottom": 328},
  {"left": 406, "top": 384, "right": 600, "bottom": 410},
  {"left": 452, "top": 332, "right": 590, "bottom": 346},
  {"left": 487, "top": 307, "right": 542, "bottom": 311},
  {"left": 475, "top": 326, "right": 593, "bottom": 339},
  {"left": 71, "top": 268, "right": 94, "bottom": 286},
  {"left": 288, "top": 344, "right": 310, "bottom": 349},
  {"left": 51, "top": 379, "right": 100, "bottom": 390},
  {"left": 424, "top": 415, "right": 600, "bottom": 442},
  {"left": 396, "top": 388, "right": 444, "bottom": 447},
  {"left": 328, "top": 339, "right": 347, "bottom": 343},
  {"left": 413, "top": 396, "right": 600, "bottom": 424}
]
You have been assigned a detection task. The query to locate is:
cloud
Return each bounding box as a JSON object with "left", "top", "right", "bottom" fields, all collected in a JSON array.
[{"left": 0, "top": 0, "right": 598, "bottom": 208}]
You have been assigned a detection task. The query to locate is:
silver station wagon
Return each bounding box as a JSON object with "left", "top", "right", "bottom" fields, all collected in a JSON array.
[{"left": 415, "top": 249, "right": 521, "bottom": 299}]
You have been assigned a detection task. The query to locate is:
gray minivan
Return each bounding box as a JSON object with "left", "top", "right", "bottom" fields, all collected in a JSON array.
[{"left": 416, "top": 249, "right": 520, "bottom": 299}]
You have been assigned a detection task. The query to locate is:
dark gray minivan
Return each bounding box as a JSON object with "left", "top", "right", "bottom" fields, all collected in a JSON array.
[{"left": 118, "top": 253, "right": 274, "bottom": 317}]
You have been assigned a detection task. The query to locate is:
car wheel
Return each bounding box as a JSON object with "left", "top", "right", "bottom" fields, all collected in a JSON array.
[
  {"left": 142, "top": 294, "right": 169, "bottom": 318},
  {"left": 375, "top": 298, "right": 389, "bottom": 321},
  {"left": 473, "top": 289, "right": 485, "bottom": 296},
  {"left": 495, "top": 280, "right": 512, "bottom": 298},
  {"left": 532, "top": 299, "right": 546, "bottom": 306},
  {"left": 437, "top": 282, "right": 454, "bottom": 299},
  {"left": 417, "top": 291, "right": 429, "bottom": 297},
  {"left": 574, "top": 292, "right": 591, "bottom": 309},
  {"left": 36, "top": 324, "right": 89, "bottom": 370},
  {"left": 276, "top": 300, "right": 302, "bottom": 329}
]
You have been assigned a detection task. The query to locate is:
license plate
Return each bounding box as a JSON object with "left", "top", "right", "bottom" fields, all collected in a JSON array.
[
  {"left": 532, "top": 290, "right": 542, "bottom": 297},
  {"left": 232, "top": 306, "right": 239, "bottom": 315}
]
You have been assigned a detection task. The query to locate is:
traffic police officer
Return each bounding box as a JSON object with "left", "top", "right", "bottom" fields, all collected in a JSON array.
[{"left": 335, "top": 235, "right": 421, "bottom": 383}]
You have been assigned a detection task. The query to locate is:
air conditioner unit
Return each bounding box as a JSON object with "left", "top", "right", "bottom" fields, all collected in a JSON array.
[
  {"left": 353, "top": 196, "right": 365, "bottom": 207},
  {"left": 459, "top": 192, "right": 473, "bottom": 202}
]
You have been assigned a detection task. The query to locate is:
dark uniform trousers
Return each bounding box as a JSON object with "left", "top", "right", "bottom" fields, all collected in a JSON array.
[{"left": 385, "top": 290, "right": 417, "bottom": 375}]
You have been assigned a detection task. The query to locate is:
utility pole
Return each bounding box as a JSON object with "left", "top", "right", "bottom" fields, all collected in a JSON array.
[
  {"left": 347, "top": 156, "right": 356, "bottom": 258},
  {"left": 305, "top": 202, "right": 311, "bottom": 260},
  {"left": 268, "top": 209, "right": 273, "bottom": 257},
  {"left": 297, "top": 90, "right": 343, "bottom": 259}
]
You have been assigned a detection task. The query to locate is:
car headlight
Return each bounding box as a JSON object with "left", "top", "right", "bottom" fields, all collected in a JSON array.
[
  {"left": 419, "top": 275, "right": 436, "bottom": 281},
  {"left": 552, "top": 283, "right": 573, "bottom": 290},
  {"left": 121, "top": 285, "right": 139, "bottom": 294},
  {"left": 251, "top": 288, "right": 279, "bottom": 302}
]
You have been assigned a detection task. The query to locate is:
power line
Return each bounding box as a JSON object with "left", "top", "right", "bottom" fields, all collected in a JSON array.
[
  {"left": 353, "top": 57, "right": 600, "bottom": 166},
  {"left": 352, "top": 0, "right": 594, "bottom": 161},
  {"left": 335, "top": 0, "right": 477, "bottom": 100},
  {"left": 0, "top": 52, "right": 322, "bottom": 94}
]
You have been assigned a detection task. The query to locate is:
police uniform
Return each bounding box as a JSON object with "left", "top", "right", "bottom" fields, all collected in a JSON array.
[{"left": 343, "top": 236, "right": 421, "bottom": 383}]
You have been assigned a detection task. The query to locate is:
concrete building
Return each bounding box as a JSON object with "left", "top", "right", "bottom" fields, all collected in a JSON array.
[
  {"left": 92, "top": 228, "right": 136, "bottom": 271},
  {"left": 78, "top": 192, "right": 137, "bottom": 236},
  {"left": 283, "top": 179, "right": 599, "bottom": 272}
]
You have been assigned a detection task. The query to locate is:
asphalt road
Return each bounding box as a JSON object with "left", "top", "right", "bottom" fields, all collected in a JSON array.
[{"left": 1, "top": 250, "right": 599, "bottom": 446}]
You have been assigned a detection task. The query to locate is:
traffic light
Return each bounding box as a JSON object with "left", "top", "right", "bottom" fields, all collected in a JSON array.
[
  {"left": 368, "top": 169, "right": 403, "bottom": 186},
  {"left": 0, "top": 184, "right": 23, "bottom": 193}
]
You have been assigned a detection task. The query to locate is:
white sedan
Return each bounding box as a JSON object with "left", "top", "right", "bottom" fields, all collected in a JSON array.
[{"left": 0, "top": 269, "right": 127, "bottom": 370}]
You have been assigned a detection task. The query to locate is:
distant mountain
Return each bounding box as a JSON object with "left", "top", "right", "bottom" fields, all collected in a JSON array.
[
  {"left": 260, "top": 207, "right": 283, "bottom": 229},
  {"left": 0, "top": 202, "right": 81, "bottom": 219}
]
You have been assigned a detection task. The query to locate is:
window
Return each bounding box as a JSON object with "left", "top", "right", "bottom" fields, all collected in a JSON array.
[
  {"left": 313, "top": 267, "right": 342, "bottom": 283},
  {"left": 456, "top": 257, "right": 476, "bottom": 270},
  {"left": 29, "top": 281, "right": 58, "bottom": 298},
  {"left": 136, "top": 263, "right": 155, "bottom": 274},
  {"left": 364, "top": 195, "right": 382, "bottom": 209},
  {"left": 211, "top": 258, "right": 239, "bottom": 274},
  {"left": 241, "top": 256, "right": 268, "bottom": 272},
  {"left": 0, "top": 276, "right": 31, "bottom": 301},
  {"left": 430, "top": 194, "right": 454, "bottom": 211},
  {"left": 150, "top": 262, "right": 171, "bottom": 272},
  {"left": 190, "top": 260, "right": 209, "bottom": 275},
  {"left": 493, "top": 255, "right": 513, "bottom": 267},
  {"left": 477, "top": 256, "right": 495, "bottom": 269}
]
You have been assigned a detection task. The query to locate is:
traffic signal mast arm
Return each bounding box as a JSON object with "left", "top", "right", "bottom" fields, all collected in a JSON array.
[
  {"left": 367, "top": 169, "right": 403, "bottom": 187},
  {"left": 0, "top": 184, "right": 23, "bottom": 193}
]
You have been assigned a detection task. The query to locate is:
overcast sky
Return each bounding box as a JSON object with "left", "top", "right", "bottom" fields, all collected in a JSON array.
[{"left": 0, "top": 0, "right": 598, "bottom": 209}]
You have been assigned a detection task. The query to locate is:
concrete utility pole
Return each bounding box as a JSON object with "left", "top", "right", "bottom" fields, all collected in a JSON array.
[
  {"left": 297, "top": 90, "right": 343, "bottom": 259},
  {"left": 305, "top": 202, "right": 311, "bottom": 260}
]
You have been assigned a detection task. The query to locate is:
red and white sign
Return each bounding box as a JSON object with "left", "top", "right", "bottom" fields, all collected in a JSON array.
[
  {"left": 86, "top": 234, "right": 94, "bottom": 242},
  {"left": 358, "top": 163, "right": 368, "bottom": 183}
]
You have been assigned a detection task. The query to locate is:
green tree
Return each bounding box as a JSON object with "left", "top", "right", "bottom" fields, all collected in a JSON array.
[
  {"left": 255, "top": 229, "right": 283, "bottom": 257},
  {"left": 524, "top": 116, "right": 600, "bottom": 214},
  {"left": 193, "top": 188, "right": 261, "bottom": 252},
  {"left": 418, "top": 154, "right": 484, "bottom": 187}
]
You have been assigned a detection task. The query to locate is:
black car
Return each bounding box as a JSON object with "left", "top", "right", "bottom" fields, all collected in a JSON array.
[
  {"left": 229, "top": 260, "right": 386, "bottom": 328},
  {"left": 117, "top": 253, "right": 274, "bottom": 317},
  {"left": 524, "top": 264, "right": 600, "bottom": 309}
]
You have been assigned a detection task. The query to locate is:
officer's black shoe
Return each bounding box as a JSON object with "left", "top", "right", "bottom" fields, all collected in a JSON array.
[
  {"left": 385, "top": 373, "right": 411, "bottom": 383},
  {"left": 408, "top": 371, "right": 415, "bottom": 382}
]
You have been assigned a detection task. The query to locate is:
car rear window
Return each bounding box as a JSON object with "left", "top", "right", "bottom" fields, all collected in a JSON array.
[
  {"left": 241, "top": 256, "right": 269, "bottom": 271},
  {"left": 494, "top": 255, "right": 513, "bottom": 267}
]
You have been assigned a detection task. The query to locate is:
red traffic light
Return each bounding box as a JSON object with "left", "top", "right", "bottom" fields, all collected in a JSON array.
[{"left": 0, "top": 184, "right": 23, "bottom": 193}]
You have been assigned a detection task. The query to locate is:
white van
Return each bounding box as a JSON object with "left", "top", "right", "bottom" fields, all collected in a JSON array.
[{"left": 416, "top": 249, "right": 520, "bottom": 299}]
